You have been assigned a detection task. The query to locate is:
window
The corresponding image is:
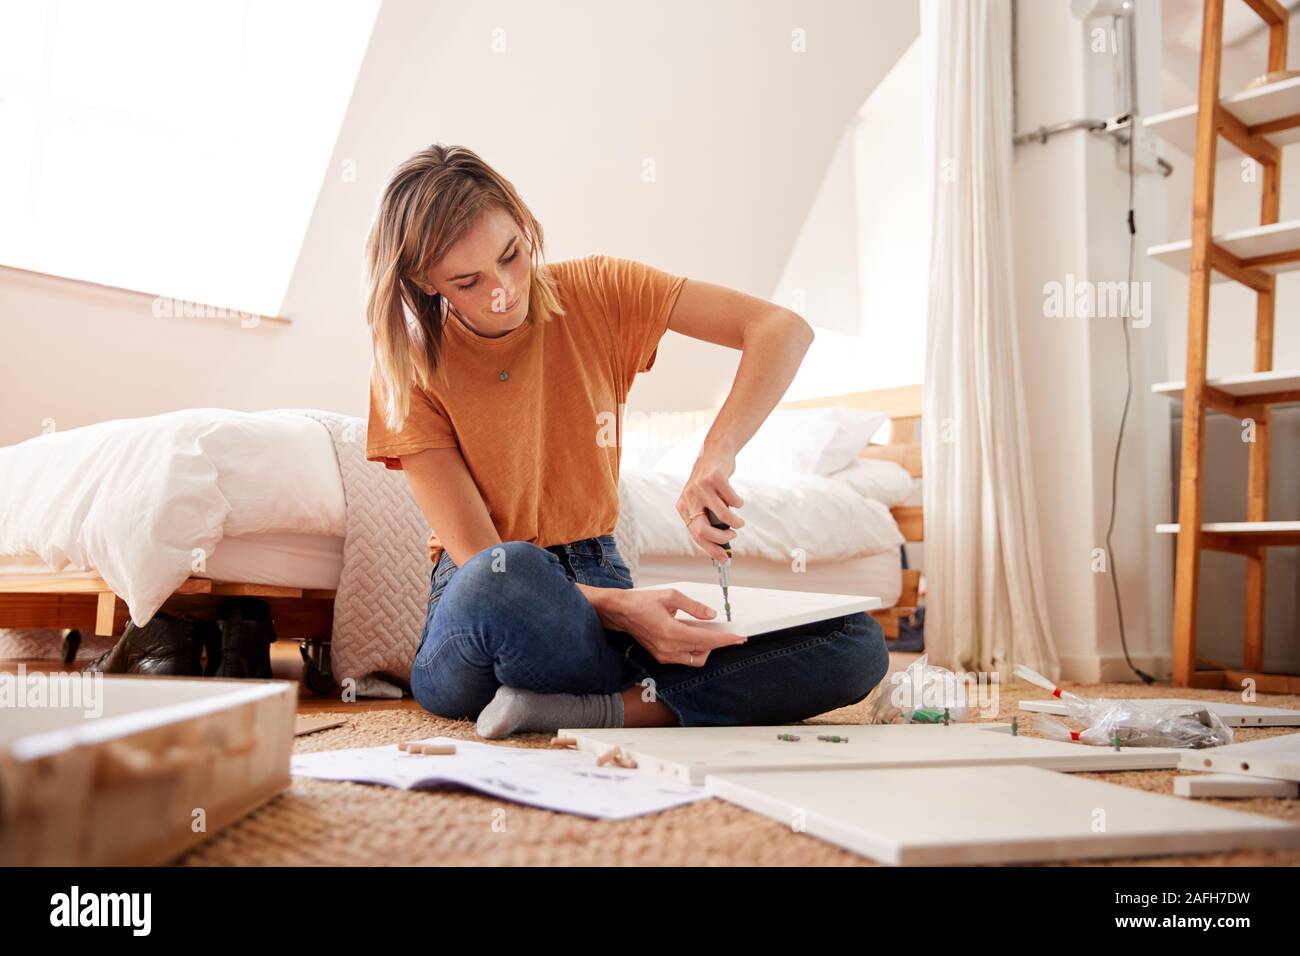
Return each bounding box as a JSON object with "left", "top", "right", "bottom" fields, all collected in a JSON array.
[{"left": 0, "top": 0, "right": 380, "bottom": 317}]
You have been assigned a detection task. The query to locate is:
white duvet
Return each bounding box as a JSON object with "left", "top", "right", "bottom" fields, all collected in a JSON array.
[
  {"left": 0, "top": 409, "right": 345, "bottom": 624},
  {"left": 621, "top": 468, "right": 903, "bottom": 562}
]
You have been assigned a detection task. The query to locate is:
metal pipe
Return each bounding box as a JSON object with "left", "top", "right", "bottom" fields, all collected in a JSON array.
[
  {"left": 1013, "top": 118, "right": 1109, "bottom": 146},
  {"left": 1013, "top": 117, "right": 1174, "bottom": 176}
]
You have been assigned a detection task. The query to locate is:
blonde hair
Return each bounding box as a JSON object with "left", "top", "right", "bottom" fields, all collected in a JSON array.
[{"left": 365, "top": 144, "right": 563, "bottom": 430}]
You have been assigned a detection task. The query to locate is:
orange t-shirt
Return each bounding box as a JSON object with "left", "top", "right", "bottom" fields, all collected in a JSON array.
[{"left": 365, "top": 254, "right": 687, "bottom": 565}]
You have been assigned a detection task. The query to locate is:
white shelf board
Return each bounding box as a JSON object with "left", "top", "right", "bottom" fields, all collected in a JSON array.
[
  {"left": 1147, "top": 219, "right": 1300, "bottom": 280},
  {"left": 558, "top": 722, "right": 1182, "bottom": 785},
  {"left": 706, "top": 765, "right": 1300, "bottom": 866},
  {"left": 1174, "top": 773, "right": 1299, "bottom": 799},
  {"left": 1178, "top": 733, "right": 1300, "bottom": 783},
  {"left": 638, "top": 581, "right": 881, "bottom": 639},
  {"left": 1144, "top": 74, "right": 1300, "bottom": 160},
  {"left": 1156, "top": 521, "right": 1300, "bottom": 534},
  {"left": 1019, "top": 697, "right": 1300, "bottom": 728},
  {"left": 1151, "top": 369, "right": 1300, "bottom": 404}
]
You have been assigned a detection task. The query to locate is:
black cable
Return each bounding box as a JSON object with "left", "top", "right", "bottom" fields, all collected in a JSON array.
[{"left": 1105, "top": 112, "right": 1156, "bottom": 685}]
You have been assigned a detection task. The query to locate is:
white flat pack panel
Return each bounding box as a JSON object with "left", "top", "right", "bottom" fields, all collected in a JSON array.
[
  {"left": 706, "top": 765, "right": 1300, "bottom": 865},
  {"left": 1173, "top": 773, "right": 1299, "bottom": 799},
  {"left": 1147, "top": 219, "right": 1300, "bottom": 281},
  {"left": 1018, "top": 697, "right": 1300, "bottom": 728},
  {"left": 558, "top": 722, "right": 1183, "bottom": 785},
  {"left": 1178, "top": 733, "right": 1300, "bottom": 783},
  {"left": 638, "top": 581, "right": 881, "bottom": 639}
]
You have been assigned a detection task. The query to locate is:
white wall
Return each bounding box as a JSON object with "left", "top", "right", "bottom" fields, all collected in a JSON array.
[
  {"left": 774, "top": 38, "right": 930, "bottom": 399},
  {"left": 0, "top": 0, "right": 920, "bottom": 447},
  {"left": 1010, "top": 0, "right": 1172, "bottom": 681},
  {"left": 770, "top": 123, "right": 862, "bottom": 339},
  {"left": 851, "top": 38, "right": 929, "bottom": 392}
]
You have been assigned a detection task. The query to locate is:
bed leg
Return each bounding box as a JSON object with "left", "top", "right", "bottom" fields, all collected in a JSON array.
[{"left": 95, "top": 592, "right": 119, "bottom": 636}]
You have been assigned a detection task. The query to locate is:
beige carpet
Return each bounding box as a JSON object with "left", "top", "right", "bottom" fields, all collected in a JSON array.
[{"left": 178, "top": 679, "right": 1300, "bottom": 866}]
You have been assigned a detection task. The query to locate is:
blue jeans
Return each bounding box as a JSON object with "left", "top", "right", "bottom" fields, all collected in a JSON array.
[{"left": 409, "top": 536, "right": 890, "bottom": 728}]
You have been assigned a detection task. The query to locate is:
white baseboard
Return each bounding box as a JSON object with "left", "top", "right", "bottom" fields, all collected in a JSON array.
[{"left": 1056, "top": 652, "right": 1173, "bottom": 684}]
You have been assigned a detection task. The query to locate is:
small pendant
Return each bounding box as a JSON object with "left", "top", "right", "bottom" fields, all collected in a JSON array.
[{"left": 499, "top": 370, "right": 509, "bottom": 381}]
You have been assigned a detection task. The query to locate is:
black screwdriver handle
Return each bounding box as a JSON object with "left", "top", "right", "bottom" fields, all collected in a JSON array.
[{"left": 704, "top": 508, "right": 732, "bottom": 553}]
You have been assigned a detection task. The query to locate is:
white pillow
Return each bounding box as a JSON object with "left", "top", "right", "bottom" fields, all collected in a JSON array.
[
  {"left": 653, "top": 407, "right": 889, "bottom": 481},
  {"left": 826, "top": 458, "right": 915, "bottom": 507}
]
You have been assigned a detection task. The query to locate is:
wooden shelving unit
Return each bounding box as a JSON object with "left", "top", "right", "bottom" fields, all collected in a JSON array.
[{"left": 1147, "top": 0, "right": 1300, "bottom": 694}]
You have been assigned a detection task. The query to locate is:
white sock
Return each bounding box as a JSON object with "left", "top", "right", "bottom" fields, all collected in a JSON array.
[{"left": 475, "top": 685, "right": 625, "bottom": 739}]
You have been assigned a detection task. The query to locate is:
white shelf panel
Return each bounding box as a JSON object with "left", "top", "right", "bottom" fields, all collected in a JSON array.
[
  {"left": 1147, "top": 219, "right": 1300, "bottom": 280},
  {"left": 1152, "top": 369, "right": 1300, "bottom": 404},
  {"left": 1144, "top": 75, "right": 1300, "bottom": 160},
  {"left": 1156, "top": 521, "right": 1300, "bottom": 534}
]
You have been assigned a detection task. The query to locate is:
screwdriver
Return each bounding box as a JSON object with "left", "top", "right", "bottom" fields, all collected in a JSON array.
[{"left": 704, "top": 508, "right": 732, "bottom": 622}]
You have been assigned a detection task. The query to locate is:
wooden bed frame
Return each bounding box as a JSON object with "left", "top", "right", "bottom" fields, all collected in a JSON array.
[
  {"left": 0, "top": 385, "right": 923, "bottom": 650},
  {"left": 0, "top": 575, "right": 337, "bottom": 643}
]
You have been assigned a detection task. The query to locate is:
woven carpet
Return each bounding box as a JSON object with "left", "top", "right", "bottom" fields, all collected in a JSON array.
[{"left": 177, "top": 679, "right": 1300, "bottom": 866}]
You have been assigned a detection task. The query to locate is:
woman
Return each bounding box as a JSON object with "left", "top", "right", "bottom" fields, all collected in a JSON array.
[{"left": 364, "top": 144, "right": 888, "bottom": 738}]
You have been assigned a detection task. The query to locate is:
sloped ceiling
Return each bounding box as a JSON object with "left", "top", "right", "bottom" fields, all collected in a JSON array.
[{"left": 281, "top": 0, "right": 919, "bottom": 410}]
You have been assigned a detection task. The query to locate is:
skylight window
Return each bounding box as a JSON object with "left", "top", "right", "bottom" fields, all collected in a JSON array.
[{"left": 0, "top": 0, "right": 380, "bottom": 317}]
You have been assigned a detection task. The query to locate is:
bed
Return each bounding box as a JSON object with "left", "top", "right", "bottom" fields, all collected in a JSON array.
[
  {"left": 626, "top": 385, "right": 923, "bottom": 639},
  {"left": 0, "top": 386, "right": 924, "bottom": 672},
  {"left": 789, "top": 385, "right": 923, "bottom": 639}
]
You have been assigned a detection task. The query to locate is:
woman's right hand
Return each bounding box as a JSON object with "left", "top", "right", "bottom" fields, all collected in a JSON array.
[{"left": 605, "top": 588, "right": 746, "bottom": 666}]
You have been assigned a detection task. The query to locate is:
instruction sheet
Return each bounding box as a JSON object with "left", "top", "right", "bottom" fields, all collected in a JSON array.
[{"left": 290, "top": 736, "right": 706, "bottom": 819}]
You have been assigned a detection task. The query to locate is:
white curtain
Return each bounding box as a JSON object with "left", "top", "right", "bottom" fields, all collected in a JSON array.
[{"left": 922, "top": 0, "right": 1058, "bottom": 678}]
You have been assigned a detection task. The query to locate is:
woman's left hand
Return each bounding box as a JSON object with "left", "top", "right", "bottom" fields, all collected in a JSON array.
[{"left": 675, "top": 451, "right": 745, "bottom": 562}]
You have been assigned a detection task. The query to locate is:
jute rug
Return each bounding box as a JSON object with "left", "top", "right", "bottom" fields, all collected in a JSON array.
[{"left": 177, "top": 680, "right": 1300, "bottom": 866}]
